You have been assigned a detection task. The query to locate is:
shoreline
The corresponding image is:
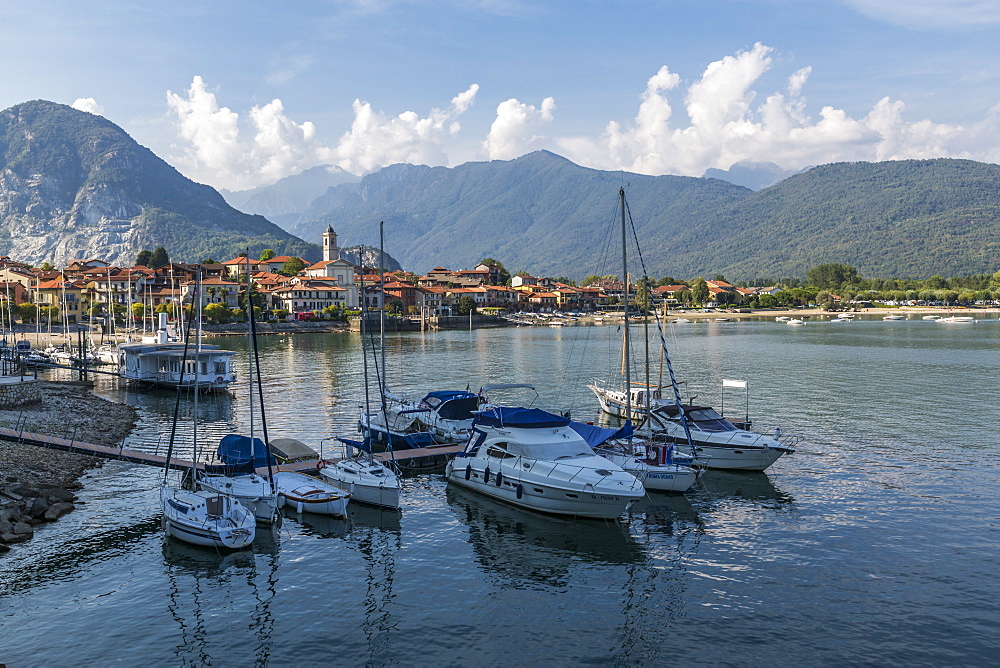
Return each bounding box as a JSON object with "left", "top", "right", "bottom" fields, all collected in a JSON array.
[{"left": 0, "top": 382, "right": 138, "bottom": 551}]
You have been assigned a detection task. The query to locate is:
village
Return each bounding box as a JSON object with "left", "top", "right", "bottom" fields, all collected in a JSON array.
[{"left": 0, "top": 226, "right": 789, "bottom": 327}]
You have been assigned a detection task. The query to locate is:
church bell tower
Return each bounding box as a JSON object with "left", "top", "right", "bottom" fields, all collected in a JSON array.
[{"left": 322, "top": 225, "right": 340, "bottom": 262}]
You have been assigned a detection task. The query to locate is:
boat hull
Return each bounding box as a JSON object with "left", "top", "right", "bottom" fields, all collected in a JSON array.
[
  {"left": 662, "top": 441, "right": 788, "bottom": 471},
  {"left": 445, "top": 458, "right": 643, "bottom": 519},
  {"left": 197, "top": 475, "right": 279, "bottom": 524}
]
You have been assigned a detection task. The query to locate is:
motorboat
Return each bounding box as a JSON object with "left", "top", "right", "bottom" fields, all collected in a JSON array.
[
  {"left": 643, "top": 404, "right": 794, "bottom": 471},
  {"left": 883, "top": 314, "right": 905, "bottom": 320},
  {"left": 94, "top": 342, "right": 123, "bottom": 365},
  {"left": 160, "top": 486, "right": 255, "bottom": 549},
  {"left": 569, "top": 421, "right": 698, "bottom": 493},
  {"left": 786, "top": 318, "right": 805, "bottom": 326},
  {"left": 360, "top": 388, "right": 478, "bottom": 445},
  {"left": 938, "top": 316, "right": 975, "bottom": 323},
  {"left": 588, "top": 381, "right": 673, "bottom": 421},
  {"left": 775, "top": 316, "right": 790, "bottom": 321},
  {"left": 318, "top": 438, "right": 402, "bottom": 509},
  {"left": 673, "top": 317, "right": 691, "bottom": 323},
  {"left": 274, "top": 471, "right": 350, "bottom": 517},
  {"left": 445, "top": 406, "right": 645, "bottom": 519},
  {"left": 922, "top": 315, "right": 941, "bottom": 320},
  {"left": 197, "top": 434, "right": 279, "bottom": 524}
]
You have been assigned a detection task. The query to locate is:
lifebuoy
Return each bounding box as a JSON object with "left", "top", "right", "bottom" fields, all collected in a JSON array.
[
  {"left": 316, "top": 459, "right": 329, "bottom": 472},
  {"left": 216, "top": 376, "right": 224, "bottom": 382}
]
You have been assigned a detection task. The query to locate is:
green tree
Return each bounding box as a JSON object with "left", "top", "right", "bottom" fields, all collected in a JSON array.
[
  {"left": 456, "top": 296, "right": 477, "bottom": 315},
  {"left": 690, "top": 278, "right": 709, "bottom": 304},
  {"left": 203, "top": 302, "right": 232, "bottom": 323},
  {"left": 149, "top": 247, "right": 170, "bottom": 268},
  {"left": 259, "top": 249, "right": 276, "bottom": 261},
  {"left": 634, "top": 278, "right": 652, "bottom": 312},
  {"left": 40, "top": 261, "right": 55, "bottom": 271},
  {"left": 926, "top": 275, "right": 948, "bottom": 289},
  {"left": 40, "top": 305, "right": 59, "bottom": 322},
  {"left": 135, "top": 250, "right": 152, "bottom": 267},
  {"left": 201, "top": 258, "right": 218, "bottom": 264},
  {"left": 387, "top": 299, "right": 404, "bottom": 315},
  {"left": 279, "top": 258, "right": 307, "bottom": 276},
  {"left": 806, "top": 264, "right": 861, "bottom": 289},
  {"left": 17, "top": 303, "right": 38, "bottom": 323}
]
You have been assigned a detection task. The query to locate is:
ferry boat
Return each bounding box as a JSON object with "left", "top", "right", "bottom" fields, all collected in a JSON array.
[{"left": 118, "top": 314, "right": 236, "bottom": 391}]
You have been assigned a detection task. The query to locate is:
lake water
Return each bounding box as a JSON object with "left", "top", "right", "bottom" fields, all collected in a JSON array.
[{"left": 2, "top": 316, "right": 998, "bottom": 665}]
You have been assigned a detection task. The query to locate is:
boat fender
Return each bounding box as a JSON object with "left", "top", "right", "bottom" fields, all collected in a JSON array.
[
  {"left": 465, "top": 464, "right": 472, "bottom": 480},
  {"left": 316, "top": 459, "right": 330, "bottom": 472},
  {"left": 516, "top": 484, "right": 523, "bottom": 499},
  {"left": 277, "top": 495, "right": 285, "bottom": 509},
  {"left": 484, "top": 467, "right": 491, "bottom": 484},
  {"left": 296, "top": 501, "right": 303, "bottom": 513},
  {"left": 495, "top": 471, "right": 503, "bottom": 487}
]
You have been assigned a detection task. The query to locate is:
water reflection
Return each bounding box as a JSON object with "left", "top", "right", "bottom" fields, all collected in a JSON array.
[
  {"left": 162, "top": 533, "right": 279, "bottom": 667},
  {"left": 446, "top": 485, "right": 646, "bottom": 589},
  {"left": 696, "top": 470, "right": 794, "bottom": 507}
]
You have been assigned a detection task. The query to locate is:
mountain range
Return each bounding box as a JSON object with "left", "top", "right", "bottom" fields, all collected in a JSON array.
[
  {"left": 0, "top": 100, "right": 319, "bottom": 267},
  {"left": 292, "top": 152, "right": 1000, "bottom": 280},
  {"left": 3, "top": 100, "right": 998, "bottom": 281}
]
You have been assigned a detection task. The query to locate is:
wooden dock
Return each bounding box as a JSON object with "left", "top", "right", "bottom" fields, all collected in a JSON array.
[{"left": 0, "top": 425, "right": 464, "bottom": 475}]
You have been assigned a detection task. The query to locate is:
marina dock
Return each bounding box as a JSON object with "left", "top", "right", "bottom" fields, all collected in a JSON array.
[{"left": 0, "top": 425, "right": 463, "bottom": 474}]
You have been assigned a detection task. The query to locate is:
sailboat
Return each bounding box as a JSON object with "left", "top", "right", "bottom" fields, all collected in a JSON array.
[
  {"left": 197, "top": 260, "right": 279, "bottom": 524},
  {"left": 585, "top": 188, "right": 697, "bottom": 493},
  {"left": 160, "top": 281, "right": 255, "bottom": 549},
  {"left": 319, "top": 225, "right": 403, "bottom": 510}
]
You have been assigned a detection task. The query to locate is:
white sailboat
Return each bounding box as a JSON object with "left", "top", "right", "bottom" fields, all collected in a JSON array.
[
  {"left": 319, "top": 225, "right": 402, "bottom": 509},
  {"left": 197, "top": 261, "right": 278, "bottom": 524},
  {"left": 586, "top": 187, "right": 697, "bottom": 492},
  {"left": 160, "top": 286, "right": 255, "bottom": 549}
]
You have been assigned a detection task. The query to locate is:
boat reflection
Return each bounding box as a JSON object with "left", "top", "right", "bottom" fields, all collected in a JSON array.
[
  {"left": 163, "top": 531, "right": 279, "bottom": 665},
  {"left": 446, "top": 485, "right": 647, "bottom": 588},
  {"left": 695, "top": 470, "right": 794, "bottom": 507}
]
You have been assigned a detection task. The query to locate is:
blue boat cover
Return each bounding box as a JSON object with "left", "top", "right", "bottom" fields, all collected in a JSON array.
[
  {"left": 568, "top": 420, "right": 633, "bottom": 447},
  {"left": 473, "top": 406, "right": 570, "bottom": 429},
  {"left": 217, "top": 434, "right": 276, "bottom": 468},
  {"left": 421, "top": 390, "right": 477, "bottom": 403}
]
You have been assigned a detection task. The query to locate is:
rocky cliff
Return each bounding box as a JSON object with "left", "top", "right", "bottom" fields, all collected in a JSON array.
[{"left": 0, "top": 100, "right": 319, "bottom": 266}]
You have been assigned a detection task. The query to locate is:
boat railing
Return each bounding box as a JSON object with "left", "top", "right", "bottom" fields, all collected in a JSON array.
[{"left": 500, "top": 454, "right": 642, "bottom": 491}]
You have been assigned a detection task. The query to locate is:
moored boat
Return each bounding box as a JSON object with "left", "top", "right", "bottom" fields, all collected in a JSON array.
[
  {"left": 445, "top": 406, "right": 645, "bottom": 519},
  {"left": 274, "top": 471, "right": 350, "bottom": 517}
]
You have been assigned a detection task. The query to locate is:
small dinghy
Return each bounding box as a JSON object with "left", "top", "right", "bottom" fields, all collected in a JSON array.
[{"left": 274, "top": 471, "right": 350, "bottom": 517}]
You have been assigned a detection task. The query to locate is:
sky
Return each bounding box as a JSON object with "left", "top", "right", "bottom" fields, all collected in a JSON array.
[{"left": 2, "top": 0, "right": 1000, "bottom": 191}]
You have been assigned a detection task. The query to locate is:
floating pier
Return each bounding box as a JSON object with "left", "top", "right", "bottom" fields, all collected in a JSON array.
[{"left": 0, "top": 425, "right": 463, "bottom": 474}]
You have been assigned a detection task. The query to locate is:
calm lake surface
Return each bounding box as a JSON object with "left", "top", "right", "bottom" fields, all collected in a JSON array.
[{"left": 2, "top": 316, "right": 998, "bottom": 665}]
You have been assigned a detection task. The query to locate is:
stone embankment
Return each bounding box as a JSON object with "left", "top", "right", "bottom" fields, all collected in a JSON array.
[{"left": 0, "top": 382, "right": 137, "bottom": 552}]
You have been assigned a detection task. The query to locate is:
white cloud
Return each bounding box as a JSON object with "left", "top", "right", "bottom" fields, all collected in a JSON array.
[
  {"left": 320, "top": 84, "right": 480, "bottom": 175},
  {"left": 841, "top": 0, "right": 1000, "bottom": 29},
  {"left": 165, "top": 77, "right": 480, "bottom": 189},
  {"left": 557, "top": 43, "right": 1000, "bottom": 178},
  {"left": 71, "top": 97, "right": 104, "bottom": 115},
  {"left": 483, "top": 96, "right": 556, "bottom": 160}
]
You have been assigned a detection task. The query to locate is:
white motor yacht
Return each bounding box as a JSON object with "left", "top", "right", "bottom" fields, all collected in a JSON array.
[
  {"left": 445, "top": 407, "right": 645, "bottom": 519},
  {"left": 644, "top": 404, "right": 794, "bottom": 471}
]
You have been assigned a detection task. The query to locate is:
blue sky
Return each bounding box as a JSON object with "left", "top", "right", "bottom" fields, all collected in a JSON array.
[{"left": 3, "top": 0, "right": 999, "bottom": 190}]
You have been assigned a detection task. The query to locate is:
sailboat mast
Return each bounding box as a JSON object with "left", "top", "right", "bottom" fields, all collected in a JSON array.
[
  {"left": 245, "top": 255, "right": 255, "bottom": 448},
  {"left": 620, "top": 187, "right": 632, "bottom": 424},
  {"left": 379, "top": 221, "right": 386, "bottom": 397},
  {"left": 192, "top": 269, "right": 202, "bottom": 484},
  {"left": 358, "top": 248, "right": 374, "bottom": 463}
]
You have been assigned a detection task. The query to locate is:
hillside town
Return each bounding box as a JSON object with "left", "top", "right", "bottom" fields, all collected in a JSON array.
[{"left": 0, "top": 226, "right": 796, "bottom": 325}]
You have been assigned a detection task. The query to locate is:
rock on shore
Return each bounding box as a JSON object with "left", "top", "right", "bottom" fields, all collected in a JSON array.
[{"left": 0, "top": 382, "right": 137, "bottom": 552}]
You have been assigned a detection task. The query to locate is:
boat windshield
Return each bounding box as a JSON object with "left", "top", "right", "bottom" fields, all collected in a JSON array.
[
  {"left": 510, "top": 440, "right": 596, "bottom": 460},
  {"left": 686, "top": 408, "right": 738, "bottom": 432}
]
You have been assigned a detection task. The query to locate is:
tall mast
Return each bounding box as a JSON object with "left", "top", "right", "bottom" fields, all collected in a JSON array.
[
  {"left": 192, "top": 268, "right": 202, "bottom": 484},
  {"left": 358, "top": 247, "right": 373, "bottom": 463},
  {"left": 379, "top": 221, "right": 386, "bottom": 398},
  {"left": 245, "top": 255, "right": 255, "bottom": 446},
  {"left": 620, "top": 187, "right": 632, "bottom": 427}
]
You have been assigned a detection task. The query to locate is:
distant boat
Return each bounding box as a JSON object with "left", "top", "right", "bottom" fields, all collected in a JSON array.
[
  {"left": 938, "top": 316, "right": 975, "bottom": 323},
  {"left": 775, "top": 316, "right": 790, "bottom": 321},
  {"left": 883, "top": 315, "right": 905, "bottom": 320},
  {"left": 922, "top": 315, "right": 941, "bottom": 320},
  {"left": 786, "top": 319, "right": 805, "bottom": 326}
]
